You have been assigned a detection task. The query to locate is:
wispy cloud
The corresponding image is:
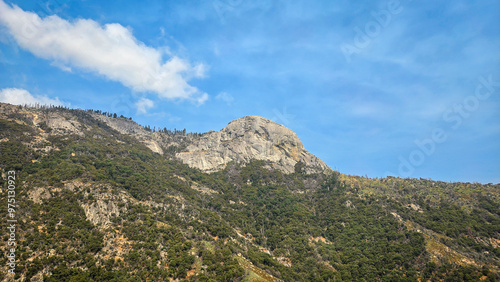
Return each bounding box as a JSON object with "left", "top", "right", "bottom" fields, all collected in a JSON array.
[
  {"left": 215, "top": 92, "right": 234, "bottom": 105},
  {"left": 0, "top": 88, "right": 66, "bottom": 106},
  {"left": 0, "top": 0, "right": 208, "bottom": 104},
  {"left": 135, "top": 98, "right": 154, "bottom": 114}
]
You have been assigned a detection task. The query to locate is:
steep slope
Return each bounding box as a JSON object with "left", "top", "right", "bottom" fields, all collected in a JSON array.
[{"left": 176, "top": 116, "right": 330, "bottom": 174}]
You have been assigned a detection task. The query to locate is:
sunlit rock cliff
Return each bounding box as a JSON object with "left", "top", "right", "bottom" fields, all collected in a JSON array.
[{"left": 176, "top": 116, "right": 330, "bottom": 174}]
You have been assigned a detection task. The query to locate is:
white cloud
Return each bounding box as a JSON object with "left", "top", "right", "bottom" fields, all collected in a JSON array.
[
  {"left": 135, "top": 98, "right": 154, "bottom": 114},
  {"left": 0, "top": 0, "right": 208, "bottom": 103},
  {"left": 0, "top": 88, "right": 65, "bottom": 106},
  {"left": 195, "top": 93, "right": 209, "bottom": 105},
  {"left": 215, "top": 92, "right": 233, "bottom": 105}
]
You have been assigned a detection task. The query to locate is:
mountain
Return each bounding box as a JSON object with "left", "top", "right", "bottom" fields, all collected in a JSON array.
[
  {"left": 0, "top": 102, "right": 499, "bottom": 282},
  {"left": 176, "top": 115, "right": 330, "bottom": 174}
]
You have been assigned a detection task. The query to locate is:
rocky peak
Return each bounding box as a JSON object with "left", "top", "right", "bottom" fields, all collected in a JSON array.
[{"left": 176, "top": 116, "right": 330, "bottom": 174}]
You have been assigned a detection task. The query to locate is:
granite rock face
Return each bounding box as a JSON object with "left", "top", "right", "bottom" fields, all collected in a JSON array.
[
  {"left": 92, "top": 114, "right": 165, "bottom": 155},
  {"left": 176, "top": 116, "right": 330, "bottom": 174}
]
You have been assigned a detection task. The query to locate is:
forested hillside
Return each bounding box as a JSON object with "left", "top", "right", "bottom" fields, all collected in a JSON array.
[{"left": 0, "top": 103, "right": 499, "bottom": 281}]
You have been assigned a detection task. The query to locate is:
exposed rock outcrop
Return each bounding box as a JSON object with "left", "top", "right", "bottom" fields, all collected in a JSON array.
[
  {"left": 0, "top": 102, "right": 86, "bottom": 136},
  {"left": 91, "top": 114, "right": 165, "bottom": 155},
  {"left": 176, "top": 116, "right": 330, "bottom": 174}
]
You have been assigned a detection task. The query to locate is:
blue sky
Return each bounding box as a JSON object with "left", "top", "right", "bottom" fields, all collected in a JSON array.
[{"left": 0, "top": 0, "right": 499, "bottom": 183}]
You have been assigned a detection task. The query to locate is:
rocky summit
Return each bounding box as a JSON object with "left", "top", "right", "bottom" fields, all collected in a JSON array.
[{"left": 176, "top": 116, "right": 330, "bottom": 174}]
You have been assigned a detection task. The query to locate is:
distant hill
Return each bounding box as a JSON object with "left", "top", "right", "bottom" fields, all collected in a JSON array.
[{"left": 0, "top": 102, "right": 498, "bottom": 281}]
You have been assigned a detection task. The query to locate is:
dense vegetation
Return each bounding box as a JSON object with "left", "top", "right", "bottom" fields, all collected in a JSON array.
[{"left": 0, "top": 104, "right": 499, "bottom": 281}]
